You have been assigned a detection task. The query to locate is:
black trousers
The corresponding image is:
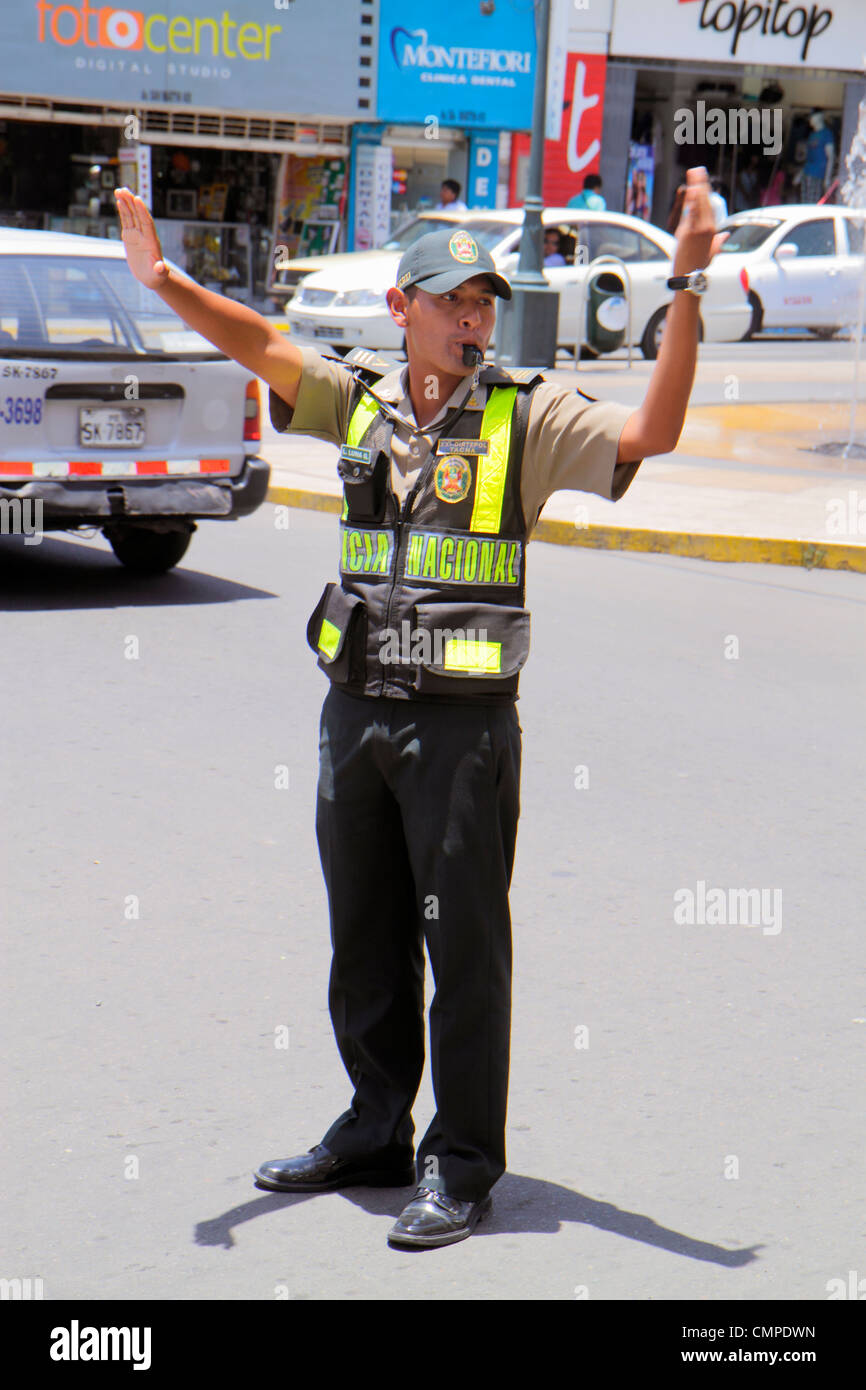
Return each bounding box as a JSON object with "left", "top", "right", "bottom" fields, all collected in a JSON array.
[{"left": 315, "top": 685, "right": 522, "bottom": 1202}]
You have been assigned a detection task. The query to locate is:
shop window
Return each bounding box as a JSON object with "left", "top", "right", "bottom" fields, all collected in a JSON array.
[{"left": 777, "top": 220, "right": 836, "bottom": 258}]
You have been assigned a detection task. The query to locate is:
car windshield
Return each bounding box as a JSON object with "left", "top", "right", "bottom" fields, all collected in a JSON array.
[
  {"left": 717, "top": 220, "right": 782, "bottom": 253},
  {"left": 382, "top": 218, "right": 515, "bottom": 252},
  {"left": 0, "top": 254, "right": 218, "bottom": 357}
]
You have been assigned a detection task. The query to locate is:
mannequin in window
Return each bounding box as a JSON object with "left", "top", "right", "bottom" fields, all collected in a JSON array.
[{"left": 795, "top": 112, "right": 835, "bottom": 203}]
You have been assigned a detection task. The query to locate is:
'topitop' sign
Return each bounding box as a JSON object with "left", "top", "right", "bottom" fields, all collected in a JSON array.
[
  {"left": 611, "top": 0, "right": 863, "bottom": 71},
  {"left": 1, "top": 0, "right": 369, "bottom": 115},
  {"left": 377, "top": 0, "right": 536, "bottom": 130}
]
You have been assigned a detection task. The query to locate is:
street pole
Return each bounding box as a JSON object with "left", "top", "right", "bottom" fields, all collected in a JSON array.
[{"left": 495, "top": 0, "right": 559, "bottom": 369}]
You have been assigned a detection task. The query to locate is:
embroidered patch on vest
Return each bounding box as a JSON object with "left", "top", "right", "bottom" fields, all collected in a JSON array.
[
  {"left": 403, "top": 529, "right": 523, "bottom": 587},
  {"left": 434, "top": 456, "right": 472, "bottom": 502},
  {"left": 339, "top": 524, "right": 395, "bottom": 577}
]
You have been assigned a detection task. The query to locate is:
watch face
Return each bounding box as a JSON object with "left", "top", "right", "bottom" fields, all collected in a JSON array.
[{"left": 690, "top": 272, "right": 708, "bottom": 293}]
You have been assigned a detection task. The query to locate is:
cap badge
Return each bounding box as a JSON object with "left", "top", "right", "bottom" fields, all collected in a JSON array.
[
  {"left": 434, "top": 455, "right": 472, "bottom": 502},
  {"left": 448, "top": 231, "right": 479, "bottom": 264}
]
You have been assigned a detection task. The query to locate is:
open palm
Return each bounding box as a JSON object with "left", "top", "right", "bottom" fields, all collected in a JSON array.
[{"left": 115, "top": 187, "right": 169, "bottom": 290}]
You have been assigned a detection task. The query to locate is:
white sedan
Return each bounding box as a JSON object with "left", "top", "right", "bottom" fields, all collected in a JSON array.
[
  {"left": 715, "top": 204, "right": 866, "bottom": 338},
  {"left": 281, "top": 208, "right": 751, "bottom": 360}
]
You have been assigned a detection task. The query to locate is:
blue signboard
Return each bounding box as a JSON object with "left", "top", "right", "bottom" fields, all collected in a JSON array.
[
  {"left": 466, "top": 132, "right": 499, "bottom": 208},
  {"left": 377, "top": 0, "right": 536, "bottom": 131}
]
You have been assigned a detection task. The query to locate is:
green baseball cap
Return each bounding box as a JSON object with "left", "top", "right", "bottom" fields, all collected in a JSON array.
[{"left": 395, "top": 227, "right": 512, "bottom": 300}]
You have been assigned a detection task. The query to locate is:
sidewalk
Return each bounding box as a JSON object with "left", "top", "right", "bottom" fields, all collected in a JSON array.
[{"left": 259, "top": 352, "right": 866, "bottom": 572}]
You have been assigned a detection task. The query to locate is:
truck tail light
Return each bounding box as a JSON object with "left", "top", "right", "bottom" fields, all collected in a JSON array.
[{"left": 243, "top": 379, "right": 261, "bottom": 442}]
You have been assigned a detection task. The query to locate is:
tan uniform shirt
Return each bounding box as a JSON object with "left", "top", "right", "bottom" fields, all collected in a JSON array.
[{"left": 269, "top": 347, "right": 642, "bottom": 530}]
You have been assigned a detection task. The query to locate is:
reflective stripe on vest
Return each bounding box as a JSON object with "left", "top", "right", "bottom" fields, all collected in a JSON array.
[
  {"left": 471, "top": 386, "right": 516, "bottom": 533},
  {"left": 343, "top": 384, "right": 517, "bottom": 531},
  {"left": 341, "top": 391, "right": 380, "bottom": 520},
  {"left": 318, "top": 617, "right": 341, "bottom": 659},
  {"left": 443, "top": 638, "right": 502, "bottom": 673}
]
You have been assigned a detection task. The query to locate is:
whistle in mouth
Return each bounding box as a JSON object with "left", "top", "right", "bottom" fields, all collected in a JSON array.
[{"left": 462, "top": 344, "right": 483, "bottom": 368}]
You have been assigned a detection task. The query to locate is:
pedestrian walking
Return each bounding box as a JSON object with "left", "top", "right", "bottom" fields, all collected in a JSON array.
[
  {"left": 567, "top": 173, "right": 606, "bottom": 210},
  {"left": 115, "top": 166, "right": 726, "bottom": 1249}
]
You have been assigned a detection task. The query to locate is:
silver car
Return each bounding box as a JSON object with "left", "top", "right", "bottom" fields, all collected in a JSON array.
[{"left": 0, "top": 228, "right": 269, "bottom": 571}]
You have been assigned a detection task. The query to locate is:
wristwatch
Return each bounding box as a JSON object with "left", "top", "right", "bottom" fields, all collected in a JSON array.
[{"left": 667, "top": 270, "right": 708, "bottom": 296}]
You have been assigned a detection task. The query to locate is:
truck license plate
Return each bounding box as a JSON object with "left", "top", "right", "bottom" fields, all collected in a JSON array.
[{"left": 78, "top": 406, "right": 146, "bottom": 448}]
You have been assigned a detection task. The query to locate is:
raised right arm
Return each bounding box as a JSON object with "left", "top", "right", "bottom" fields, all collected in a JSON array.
[{"left": 114, "top": 187, "right": 303, "bottom": 410}]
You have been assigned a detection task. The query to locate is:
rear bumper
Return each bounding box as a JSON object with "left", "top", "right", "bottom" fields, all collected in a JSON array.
[
  {"left": 286, "top": 309, "right": 401, "bottom": 351},
  {"left": 0, "top": 455, "right": 270, "bottom": 528}
]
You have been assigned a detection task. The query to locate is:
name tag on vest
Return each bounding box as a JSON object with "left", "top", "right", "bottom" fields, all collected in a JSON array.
[
  {"left": 340, "top": 445, "right": 373, "bottom": 465},
  {"left": 435, "top": 439, "right": 489, "bottom": 456}
]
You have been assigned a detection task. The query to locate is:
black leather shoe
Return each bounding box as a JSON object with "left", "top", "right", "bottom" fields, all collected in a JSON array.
[
  {"left": 387, "top": 1185, "right": 493, "bottom": 1248},
  {"left": 254, "top": 1144, "right": 416, "bottom": 1193}
]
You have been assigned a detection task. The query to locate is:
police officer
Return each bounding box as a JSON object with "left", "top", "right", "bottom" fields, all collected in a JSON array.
[{"left": 115, "top": 168, "right": 725, "bottom": 1249}]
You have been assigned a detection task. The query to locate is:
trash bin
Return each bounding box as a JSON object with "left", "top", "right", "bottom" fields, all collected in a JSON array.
[{"left": 585, "top": 270, "right": 628, "bottom": 353}]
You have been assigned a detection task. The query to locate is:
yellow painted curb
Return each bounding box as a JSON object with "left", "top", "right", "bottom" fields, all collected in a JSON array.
[
  {"left": 266, "top": 486, "right": 866, "bottom": 573},
  {"left": 269, "top": 484, "right": 341, "bottom": 516},
  {"left": 532, "top": 517, "right": 866, "bottom": 572}
]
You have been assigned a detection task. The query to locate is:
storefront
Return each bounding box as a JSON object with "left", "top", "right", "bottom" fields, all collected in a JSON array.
[
  {"left": 0, "top": 0, "right": 372, "bottom": 303},
  {"left": 607, "top": 0, "right": 866, "bottom": 227},
  {"left": 0, "top": 112, "right": 124, "bottom": 234},
  {"left": 501, "top": 2, "right": 613, "bottom": 213},
  {"left": 349, "top": 122, "right": 500, "bottom": 247}
]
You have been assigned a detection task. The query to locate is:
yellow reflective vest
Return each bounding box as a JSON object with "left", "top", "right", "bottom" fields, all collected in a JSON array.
[{"left": 306, "top": 363, "right": 543, "bottom": 704}]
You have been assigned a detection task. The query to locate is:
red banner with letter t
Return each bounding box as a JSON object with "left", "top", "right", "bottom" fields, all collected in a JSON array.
[{"left": 508, "top": 51, "right": 607, "bottom": 208}]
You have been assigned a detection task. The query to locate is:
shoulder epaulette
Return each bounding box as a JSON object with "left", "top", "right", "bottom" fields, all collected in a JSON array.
[
  {"left": 334, "top": 347, "right": 404, "bottom": 381},
  {"left": 479, "top": 364, "right": 546, "bottom": 389}
]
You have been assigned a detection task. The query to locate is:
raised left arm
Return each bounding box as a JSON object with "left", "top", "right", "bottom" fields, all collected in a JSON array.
[{"left": 617, "top": 167, "right": 728, "bottom": 463}]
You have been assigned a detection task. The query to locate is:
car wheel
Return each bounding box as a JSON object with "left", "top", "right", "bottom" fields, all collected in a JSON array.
[
  {"left": 640, "top": 307, "right": 668, "bottom": 360},
  {"left": 104, "top": 524, "right": 194, "bottom": 573},
  {"left": 742, "top": 291, "right": 764, "bottom": 340},
  {"left": 641, "top": 306, "right": 705, "bottom": 360},
  {"left": 808, "top": 326, "right": 840, "bottom": 339}
]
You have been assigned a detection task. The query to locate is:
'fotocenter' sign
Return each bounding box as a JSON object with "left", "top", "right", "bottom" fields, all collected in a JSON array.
[
  {"left": 611, "top": 0, "right": 864, "bottom": 72},
  {"left": 1, "top": 0, "right": 370, "bottom": 114}
]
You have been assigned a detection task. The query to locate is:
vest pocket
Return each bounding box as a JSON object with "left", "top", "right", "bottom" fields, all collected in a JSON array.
[
  {"left": 410, "top": 601, "right": 530, "bottom": 694},
  {"left": 306, "top": 583, "right": 367, "bottom": 687}
]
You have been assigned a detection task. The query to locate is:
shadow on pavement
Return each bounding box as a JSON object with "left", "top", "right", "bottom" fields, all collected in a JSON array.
[
  {"left": 0, "top": 534, "right": 276, "bottom": 612},
  {"left": 194, "top": 1172, "right": 761, "bottom": 1267}
]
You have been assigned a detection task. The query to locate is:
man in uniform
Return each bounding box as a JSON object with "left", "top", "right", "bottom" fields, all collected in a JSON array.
[{"left": 115, "top": 168, "right": 725, "bottom": 1249}]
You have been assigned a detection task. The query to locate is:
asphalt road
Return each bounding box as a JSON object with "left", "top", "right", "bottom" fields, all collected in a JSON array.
[{"left": 2, "top": 506, "right": 864, "bottom": 1301}]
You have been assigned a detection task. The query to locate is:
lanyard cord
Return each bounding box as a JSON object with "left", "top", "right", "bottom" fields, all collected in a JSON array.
[{"left": 344, "top": 366, "right": 480, "bottom": 442}]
